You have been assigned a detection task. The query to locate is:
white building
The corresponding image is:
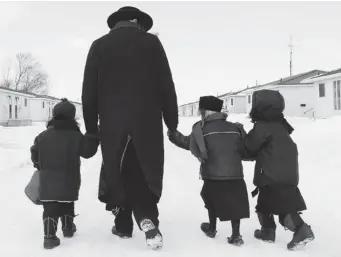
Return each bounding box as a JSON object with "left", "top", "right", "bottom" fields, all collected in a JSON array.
[
  {"left": 240, "top": 70, "right": 326, "bottom": 118},
  {"left": 179, "top": 101, "right": 199, "bottom": 117},
  {"left": 303, "top": 68, "right": 341, "bottom": 118},
  {"left": 178, "top": 69, "right": 341, "bottom": 119},
  {"left": 29, "top": 96, "right": 59, "bottom": 122},
  {"left": 72, "top": 102, "right": 83, "bottom": 120},
  {"left": 220, "top": 91, "right": 247, "bottom": 114},
  {"left": 0, "top": 86, "right": 83, "bottom": 126},
  {"left": 0, "top": 87, "right": 32, "bottom": 126}
]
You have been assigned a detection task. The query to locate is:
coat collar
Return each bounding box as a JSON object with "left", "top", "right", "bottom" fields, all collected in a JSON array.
[
  {"left": 110, "top": 21, "right": 144, "bottom": 32},
  {"left": 203, "top": 112, "right": 227, "bottom": 123}
]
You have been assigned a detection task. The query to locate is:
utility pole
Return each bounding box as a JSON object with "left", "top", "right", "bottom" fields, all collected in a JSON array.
[{"left": 288, "top": 36, "right": 294, "bottom": 76}]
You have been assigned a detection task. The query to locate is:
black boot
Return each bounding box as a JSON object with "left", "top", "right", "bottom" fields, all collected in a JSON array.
[
  {"left": 43, "top": 217, "right": 60, "bottom": 249},
  {"left": 228, "top": 220, "right": 244, "bottom": 246},
  {"left": 254, "top": 212, "right": 276, "bottom": 242},
  {"left": 254, "top": 227, "right": 276, "bottom": 242},
  {"left": 111, "top": 226, "right": 132, "bottom": 239},
  {"left": 227, "top": 235, "right": 244, "bottom": 246},
  {"left": 61, "top": 215, "right": 77, "bottom": 238},
  {"left": 287, "top": 223, "right": 315, "bottom": 250},
  {"left": 140, "top": 219, "right": 163, "bottom": 250},
  {"left": 200, "top": 222, "right": 217, "bottom": 238}
]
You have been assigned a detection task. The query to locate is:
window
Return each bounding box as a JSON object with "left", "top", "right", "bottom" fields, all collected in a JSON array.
[
  {"left": 319, "top": 83, "right": 325, "bottom": 97},
  {"left": 42, "top": 101, "right": 45, "bottom": 108},
  {"left": 333, "top": 80, "right": 341, "bottom": 110},
  {"left": 230, "top": 98, "right": 234, "bottom": 106},
  {"left": 248, "top": 95, "right": 251, "bottom": 103},
  {"left": 24, "top": 98, "right": 28, "bottom": 107}
]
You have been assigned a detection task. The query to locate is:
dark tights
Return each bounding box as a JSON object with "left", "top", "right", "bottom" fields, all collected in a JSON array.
[
  {"left": 208, "top": 209, "right": 217, "bottom": 230},
  {"left": 208, "top": 209, "right": 241, "bottom": 236}
]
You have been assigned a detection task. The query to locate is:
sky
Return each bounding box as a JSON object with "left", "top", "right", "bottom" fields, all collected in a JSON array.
[{"left": 0, "top": 1, "right": 341, "bottom": 104}]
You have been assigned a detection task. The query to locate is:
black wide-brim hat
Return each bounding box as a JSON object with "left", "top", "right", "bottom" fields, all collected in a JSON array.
[
  {"left": 107, "top": 6, "right": 153, "bottom": 31},
  {"left": 199, "top": 96, "right": 223, "bottom": 112}
]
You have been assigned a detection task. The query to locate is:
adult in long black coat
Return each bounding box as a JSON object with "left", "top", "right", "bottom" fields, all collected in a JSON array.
[
  {"left": 81, "top": 6, "right": 178, "bottom": 250},
  {"left": 244, "top": 90, "right": 314, "bottom": 250}
]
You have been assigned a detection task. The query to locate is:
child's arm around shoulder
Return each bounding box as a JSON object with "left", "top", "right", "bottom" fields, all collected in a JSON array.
[
  {"left": 234, "top": 122, "right": 255, "bottom": 161},
  {"left": 79, "top": 132, "right": 100, "bottom": 159},
  {"left": 244, "top": 122, "right": 272, "bottom": 155}
]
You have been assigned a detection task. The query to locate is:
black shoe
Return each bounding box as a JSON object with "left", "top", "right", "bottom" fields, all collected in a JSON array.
[
  {"left": 227, "top": 235, "right": 244, "bottom": 246},
  {"left": 287, "top": 223, "right": 315, "bottom": 251},
  {"left": 111, "top": 226, "right": 132, "bottom": 239},
  {"left": 254, "top": 227, "right": 276, "bottom": 242},
  {"left": 43, "top": 236, "right": 60, "bottom": 249},
  {"left": 140, "top": 219, "right": 163, "bottom": 250},
  {"left": 200, "top": 222, "right": 217, "bottom": 238},
  {"left": 61, "top": 215, "right": 77, "bottom": 238}
]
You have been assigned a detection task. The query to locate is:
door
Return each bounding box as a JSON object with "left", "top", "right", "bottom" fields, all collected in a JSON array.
[
  {"left": 14, "top": 97, "right": 19, "bottom": 119},
  {"left": 333, "top": 80, "right": 341, "bottom": 110},
  {"left": 8, "top": 96, "right": 12, "bottom": 119}
]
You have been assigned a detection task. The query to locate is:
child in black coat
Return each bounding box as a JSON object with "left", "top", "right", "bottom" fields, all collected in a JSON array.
[
  {"left": 30, "top": 98, "right": 99, "bottom": 249},
  {"left": 168, "top": 96, "right": 252, "bottom": 246},
  {"left": 245, "top": 90, "right": 314, "bottom": 250}
]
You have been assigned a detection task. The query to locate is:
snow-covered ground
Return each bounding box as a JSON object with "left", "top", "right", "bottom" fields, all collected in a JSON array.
[{"left": 0, "top": 115, "right": 340, "bottom": 257}]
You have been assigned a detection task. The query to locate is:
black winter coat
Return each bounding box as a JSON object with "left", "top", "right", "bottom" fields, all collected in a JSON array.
[
  {"left": 30, "top": 121, "right": 99, "bottom": 201},
  {"left": 245, "top": 122, "right": 299, "bottom": 187},
  {"left": 82, "top": 25, "right": 178, "bottom": 208},
  {"left": 169, "top": 113, "right": 252, "bottom": 180},
  {"left": 245, "top": 89, "right": 299, "bottom": 187}
]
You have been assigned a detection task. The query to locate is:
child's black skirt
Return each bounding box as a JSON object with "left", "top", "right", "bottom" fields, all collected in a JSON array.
[
  {"left": 256, "top": 185, "right": 307, "bottom": 215},
  {"left": 200, "top": 179, "right": 250, "bottom": 221}
]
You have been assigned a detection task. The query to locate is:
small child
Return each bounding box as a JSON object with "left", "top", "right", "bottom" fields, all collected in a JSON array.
[
  {"left": 244, "top": 89, "right": 314, "bottom": 250},
  {"left": 168, "top": 96, "right": 251, "bottom": 246},
  {"left": 30, "top": 98, "right": 99, "bottom": 249}
]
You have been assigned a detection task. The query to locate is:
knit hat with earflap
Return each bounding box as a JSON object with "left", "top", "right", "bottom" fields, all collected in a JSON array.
[{"left": 53, "top": 98, "right": 76, "bottom": 119}]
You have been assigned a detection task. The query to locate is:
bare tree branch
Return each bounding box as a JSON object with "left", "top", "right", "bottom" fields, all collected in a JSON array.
[
  {"left": 1, "top": 52, "right": 49, "bottom": 94},
  {"left": 14, "top": 53, "right": 49, "bottom": 94},
  {"left": 0, "top": 61, "right": 13, "bottom": 88}
]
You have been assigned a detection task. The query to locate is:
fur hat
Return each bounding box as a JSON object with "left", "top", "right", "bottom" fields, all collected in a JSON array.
[
  {"left": 107, "top": 6, "right": 153, "bottom": 31},
  {"left": 53, "top": 98, "right": 76, "bottom": 119},
  {"left": 199, "top": 96, "right": 223, "bottom": 112}
]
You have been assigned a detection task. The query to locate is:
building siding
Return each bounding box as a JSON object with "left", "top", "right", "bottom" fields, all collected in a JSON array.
[{"left": 0, "top": 88, "right": 83, "bottom": 126}]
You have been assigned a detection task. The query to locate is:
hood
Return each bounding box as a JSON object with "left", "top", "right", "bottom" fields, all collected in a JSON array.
[{"left": 251, "top": 90, "right": 285, "bottom": 121}]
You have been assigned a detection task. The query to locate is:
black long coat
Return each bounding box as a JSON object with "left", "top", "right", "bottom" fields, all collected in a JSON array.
[{"left": 82, "top": 26, "right": 178, "bottom": 209}]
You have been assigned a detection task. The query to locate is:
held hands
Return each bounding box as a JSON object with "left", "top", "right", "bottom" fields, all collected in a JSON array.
[
  {"left": 167, "top": 129, "right": 182, "bottom": 147},
  {"left": 235, "top": 122, "right": 244, "bottom": 129},
  {"left": 167, "top": 129, "right": 178, "bottom": 141}
]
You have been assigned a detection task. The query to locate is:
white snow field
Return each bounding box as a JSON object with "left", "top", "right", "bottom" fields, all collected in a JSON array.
[{"left": 0, "top": 114, "right": 340, "bottom": 257}]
